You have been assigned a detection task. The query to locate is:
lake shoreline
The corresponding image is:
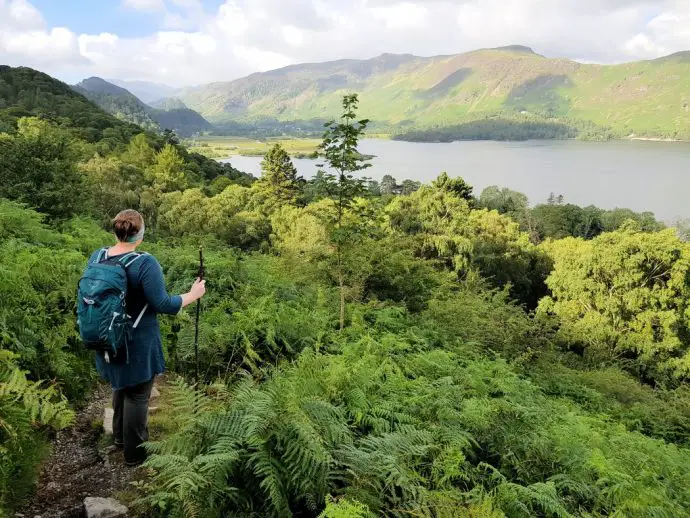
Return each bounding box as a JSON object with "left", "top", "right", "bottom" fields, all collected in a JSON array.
[{"left": 202, "top": 135, "right": 690, "bottom": 159}]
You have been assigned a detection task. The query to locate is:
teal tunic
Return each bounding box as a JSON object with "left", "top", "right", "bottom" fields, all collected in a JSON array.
[{"left": 88, "top": 249, "right": 182, "bottom": 390}]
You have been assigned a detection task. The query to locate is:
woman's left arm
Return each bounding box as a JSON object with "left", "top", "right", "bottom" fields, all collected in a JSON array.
[{"left": 139, "top": 255, "right": 183, "bottom": 315}]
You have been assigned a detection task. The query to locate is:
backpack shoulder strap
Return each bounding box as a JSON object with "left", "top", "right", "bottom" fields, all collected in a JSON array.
[
  {"left": 95, "top": 248, "right": 108, "bottom": 263},
  {"left": 120, "top": 252, "right": 146, "bottom": 269}
]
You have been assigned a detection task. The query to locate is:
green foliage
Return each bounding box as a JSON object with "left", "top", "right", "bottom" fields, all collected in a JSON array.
[
  {"left": 478, "top": 188, "right": 665, "bottom": 243},
  {"left": 531, "top": 203, "right": 604, "bottom": 240},
  {"left": 256, "top": 143, "right": 304, "bottom": 206},
  {"left": 478, "top": 186, "right": 529, "bottom": 217},
  {"left": 1, "top": 73, "right": 689, "bottom": 518},
  {"left": 397, "top": 117, "right": 578, "bottom": 142},
  {"left": 159, "top": 186, "right": 270, "bottom": 250},
  {"left": 386, "top": 185, "right": 551, "bottom": 307},
  {"left": 140, "top": 317, "right": 690, "bottom": 517},
  {"left": 539, "top": 227, "right": 690, "bottom": 382},
  {"left": 0, "top": 351, "right": 74, "bottom": 514},
  {"left": 0, "top": 203, "right": 82, "bottom": 514},
  {"left": 0, "top": 118, "right": 86, "bottom": 220},
  {"left": 154, "top": 249, "right": 333, "bottom": 376},
  {"left": 80, "top": 155, "right": 144, "bottom": 220},
  {"left": 0, "top": 66, "right": 140, "bottom": 145},
  {"left": 319, "top": 497, "right": 373, "bottom": 518},
  {"left": 0, "top": 201, "right": 98, "bottom": 398},
  {"left": 431, "top": 172, "right": 474, "bottom": 201},
  {"left": 317, "top": 94, "right": 372, "bottom": 329}
]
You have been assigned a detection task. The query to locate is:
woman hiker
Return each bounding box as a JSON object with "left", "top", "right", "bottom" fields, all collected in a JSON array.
[{"left": 87, "top": 209, "right": 206, "bottom": 466}]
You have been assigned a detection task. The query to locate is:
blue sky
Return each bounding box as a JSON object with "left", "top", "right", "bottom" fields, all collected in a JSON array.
[
  {"left": 30, "top": 0, "right": 225, "bottom": 37},
  {"left": 1, "top": 0, "right": 688, "bottom": 86},
  {"left": 31, "top": 0, "right": 155, "bottom": 37}
]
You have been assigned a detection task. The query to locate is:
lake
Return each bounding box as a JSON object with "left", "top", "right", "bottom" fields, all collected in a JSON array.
[{"left": 222, "top": 139, "right": 690, "bottom": 222}]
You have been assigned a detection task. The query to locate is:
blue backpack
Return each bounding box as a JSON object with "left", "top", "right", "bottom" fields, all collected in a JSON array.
[{"left": 77, "top": 249, "right": 148, "bottom": 364}]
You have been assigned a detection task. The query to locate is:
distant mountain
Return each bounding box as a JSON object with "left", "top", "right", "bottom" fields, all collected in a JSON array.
[
  {"left": 172, "top": 46, "right": 690, "bottom": 140},
  {"left": 0, "top": 66, "right": 139, "bottom": 141},
  {"left": 154, "top": 108, "right": 214, "bottom": 135},
  {"left": 108, "top": 79, "right": 178, "bottom": 104},
  {"left": 149, "top": 96, "right": 189, "bottom": 110},
  {"left": 74, "top": 78, "right": 214, "bottom": 136},
  {"left": 73, "top": 77, "right": 160, "bottom": 131}
]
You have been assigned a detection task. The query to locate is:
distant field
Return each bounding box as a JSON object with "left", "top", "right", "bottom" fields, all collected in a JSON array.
[{"left": 186, "top": 136, "right": 321, "bottom": 159}]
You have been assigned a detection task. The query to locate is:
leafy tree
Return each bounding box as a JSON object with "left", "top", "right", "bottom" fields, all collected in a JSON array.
[
  {"left": 141, "top": 143, "right": 189, "bottom": 229},
  {"left": 532, "top": 203, "right": 603, "bottom": 240},
  {"left": 161, "top": 128, "right": 180, "bottom": 145},
  {"left": 121, "top": 133, "right": 156, "bottom": 169},
  {"left": 158, "top": 185, "right": 270, "bottom": 250},
  {"left": 365, "top": 179, "right": 381, "bottom": 196},
  {"left": 0, "top": 118, "right": 84, "bottom": 220},
  {"left": 148, "top": 144, "right": 188, "bottom": 193},
  {"left": 539, "top": 226, "right": 690, "bottom": 383},
  {"left": 479, "top": 186, "right": 529, "bottom": 215},
  {"left": 80, "top": 155, "right": 144, "bottom": 220},
  {"left": 431, "top": 172, "right": 473, "bottom": 201},
  {"left": 601, "top": 208, "right": 664, "bottom": 233},
  {"left": 386, "top": 186, "right": 550, "bottom": 307},
  {"left": 380, "top": 174, "right": 398, "bottom": 195},
  {"left": 317, "top": 94, "right": 371, "bottom": 329},
  {"left": 401, "top": 179, "right": 421, "bottom": 195},
  {"left": 256, "top": 143, "right": 303, "bottom": 206},
  {"left": 303, "top": 170, "right": 332, "bottom": 203}
]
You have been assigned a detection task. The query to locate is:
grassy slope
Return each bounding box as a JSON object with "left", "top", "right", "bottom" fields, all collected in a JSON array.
[{"left": 177, "top": 48, "right": 690, "bottom": 139}]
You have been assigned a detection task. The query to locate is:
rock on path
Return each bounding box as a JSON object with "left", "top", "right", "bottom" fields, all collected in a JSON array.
[{"left": 83, "top": 497, "right": 128, "bottom": 518}]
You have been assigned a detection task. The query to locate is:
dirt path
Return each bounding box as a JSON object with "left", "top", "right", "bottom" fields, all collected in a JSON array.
[{"left": 18, "top": 383, "right": 136, "bottom": 518}]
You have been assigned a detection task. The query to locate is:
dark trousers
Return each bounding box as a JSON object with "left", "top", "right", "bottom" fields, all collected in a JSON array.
[{"left": 112, "top": 377, "right": 154, "bottom": 465}]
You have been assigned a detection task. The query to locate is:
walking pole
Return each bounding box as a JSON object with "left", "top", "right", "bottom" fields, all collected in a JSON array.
[{"left": 194, "top": 246, "right": 204, "bottom": 382}]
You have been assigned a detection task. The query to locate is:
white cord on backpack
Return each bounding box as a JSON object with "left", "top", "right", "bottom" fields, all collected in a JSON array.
[{"left": 133, "top": 304, "right": 149, "bottom": 329}]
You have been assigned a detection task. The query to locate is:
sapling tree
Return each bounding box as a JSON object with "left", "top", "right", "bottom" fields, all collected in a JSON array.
[{"left": 317, "top": 94, "right": 371, "bottom": 330}]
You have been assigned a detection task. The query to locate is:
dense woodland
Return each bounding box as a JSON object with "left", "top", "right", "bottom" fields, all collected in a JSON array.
[{"left": 0, "top": 67, "right": 689, "bottom": 517}]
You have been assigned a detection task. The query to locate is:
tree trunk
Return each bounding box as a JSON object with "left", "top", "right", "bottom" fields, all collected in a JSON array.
[{"left": 338, "top": 247, "right": 345, "bottom": 331}]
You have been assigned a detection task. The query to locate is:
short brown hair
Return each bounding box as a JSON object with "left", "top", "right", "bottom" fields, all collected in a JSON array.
[{"left": 113, "top": 209, "right": 144, "bottom": 242}]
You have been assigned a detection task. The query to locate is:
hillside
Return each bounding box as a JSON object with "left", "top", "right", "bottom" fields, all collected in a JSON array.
[
  {"left": 149, "top": 96, "right": 188, "bottom": 110},
  {"left": 73, "top": 77, "right": 160, "bottom": 131},
  {"left": 0, "top": 66, "right": 140, "bottom": 141},
  {"left": 173, "top": 46, "right": 690, "bottom": 140},
  {"left": 74, "top": 77, "right": 214, "bottom": 136}
]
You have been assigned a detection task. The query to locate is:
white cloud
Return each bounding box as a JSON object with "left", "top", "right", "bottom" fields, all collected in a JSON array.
[
  {"left": 215, "top": 1, "right": 249, "bottom": 38},
  {"left": 233, "top": 45, "right": 292, "bottom": 71},
  {"left": 0, "top": 0, "right": 84, "bottom": 66},
  {"left": 2, "top": 0, "right": 690, "bottom": 86},
  {"left": 7, "top": 0, "right": 43, "bottom": 29},
  {"left": 78, "top": 32, "right": 119, "bottom": 63},
  {"left": 282, "top": 25, "right": 304, "bottom": 47},
  {"left": 122, "top": 0, "right": 165, "bottom": 12},
  {"left": 623, "top": 8, "right": 690, "bottom": 58},
  {"left": 370, "top": 2, "right": 428, "bottom": 29}
]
